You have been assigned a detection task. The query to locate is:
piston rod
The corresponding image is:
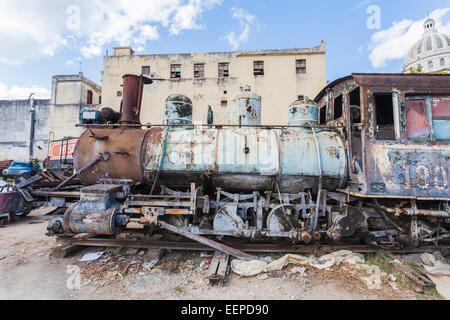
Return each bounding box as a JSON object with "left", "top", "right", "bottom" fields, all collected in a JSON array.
[{"left": 55, "top": 152, "right": 110, "bottom": 191}]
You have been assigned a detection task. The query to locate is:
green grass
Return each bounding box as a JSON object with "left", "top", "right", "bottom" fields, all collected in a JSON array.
[
  {"left": 112, "top": 248, "right": 126, "bottom": 257},
  {"left": 366, "top": 251, "right": 444, "bottom": 300},
  {"left": 420, "top": 287, "right": 444, "bottom": 300},
  {"left": 175, "top": 286, "right": 184, "bottom": 293},
  {"left": 366, "top": 250, "right": 396, "bottom": 274}
]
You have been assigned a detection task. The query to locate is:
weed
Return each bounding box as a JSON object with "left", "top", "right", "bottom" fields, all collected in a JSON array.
[
  {"left": 112, "top": 248, "right": 125, "bottom": 257},
  {"left": 175, "top": 286, "right": 184, "bottom": 293}
]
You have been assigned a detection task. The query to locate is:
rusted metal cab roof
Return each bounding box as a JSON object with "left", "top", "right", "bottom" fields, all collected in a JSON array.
[{"left": 315, "top": 73, "right": 450, "bottom": 102}]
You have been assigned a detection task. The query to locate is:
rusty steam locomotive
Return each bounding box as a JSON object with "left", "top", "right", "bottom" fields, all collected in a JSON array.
[{"left": 44, "top": 73, "right": 450, "bottom": 251}]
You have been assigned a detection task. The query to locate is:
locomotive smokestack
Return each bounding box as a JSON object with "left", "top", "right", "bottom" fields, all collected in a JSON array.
[{"left": 120, "top": 74, "right": 153, "bottom": 124}]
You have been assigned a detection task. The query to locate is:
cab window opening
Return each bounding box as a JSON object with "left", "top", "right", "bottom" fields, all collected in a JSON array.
[
  {"left": 374, "top": 93, "right": 396, "bottom": 140},
  {"left": 333, "top": 95, "right": 343, "bottom": 120}
]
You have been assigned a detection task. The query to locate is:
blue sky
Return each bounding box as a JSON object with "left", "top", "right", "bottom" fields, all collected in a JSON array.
[{"left": 0, "top": 0, "right": 449, "bottom": 99}]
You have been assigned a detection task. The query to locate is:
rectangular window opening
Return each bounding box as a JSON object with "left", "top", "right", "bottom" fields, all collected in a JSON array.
[
  {"left": 218, "top": 63, "right": 229, "bottom": 78},
  {"left": 333, "top": 95, "right": 343, "bottom": 120},
  {"left": 221, "top": 100, "right": 228, "bottom": 107},
  {"left": 142, "top": 66, "right": 151, "bottom": 75},
  {"left": 349, "top": 87, "right": 361, "bottom": 127},
  {"left": 319, "top": 106, "right": 327, "bottom": 124},
  {"left": 431, "top": 96, "right": 450, "bottom": 140},
  {"left": 296, "top": 59, "right": 306, "bottom": 74},
  {"left": 374, "top": 93, "right": 396, "bottom": 140},
  {"left": 87, "top": 90, "right": 93, "bottom": 105},
  {"left": 406, "top": 99, "right": 430, "bottom": 140},
  {"left": 170, "top": 64, "right": 181, "bottom": 79},
  {"left": 194, "top": 64, "right": 205, "bottom": 78},
  {"left": 253, "top": 61, "right": 264, "bottom": 76}
]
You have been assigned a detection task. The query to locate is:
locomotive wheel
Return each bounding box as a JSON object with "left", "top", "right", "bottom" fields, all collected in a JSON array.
[
  {"left": 213, "top": 203, "right": 246, "bottom": 233},
  {"left": 266, "top": 204, "right": 297, "bottom": 233}
]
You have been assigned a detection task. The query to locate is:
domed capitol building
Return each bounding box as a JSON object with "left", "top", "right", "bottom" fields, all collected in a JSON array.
[{"left": 404, "top": 18, "right": 450, "bottom": 74}]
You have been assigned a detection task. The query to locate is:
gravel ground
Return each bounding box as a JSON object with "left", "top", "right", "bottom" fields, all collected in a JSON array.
[{"left": 0, "top": 209, "right": 425, "bottom": 300}]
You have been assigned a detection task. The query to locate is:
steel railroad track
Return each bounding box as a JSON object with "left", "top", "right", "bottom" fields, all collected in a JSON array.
[{"left": 60, "top": 237, "right": 450, "bottom": 255}]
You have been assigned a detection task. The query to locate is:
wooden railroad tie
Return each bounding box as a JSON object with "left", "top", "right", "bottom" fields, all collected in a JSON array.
[{"left": 207, "top": 251, "right": 230, "bottom": 286}]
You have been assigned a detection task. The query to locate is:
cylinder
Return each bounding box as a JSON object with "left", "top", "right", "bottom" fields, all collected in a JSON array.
[
  {"left": 64, "top": 203, "right": 120, "bottom": 235},
  {"left": 229, "top": 90, "right": 262, "bottom": 125},
  {"left": 164, "top": 95, "right": 193, "bottom": 125},
  {"left": 288, "top": 99, "right": 319, "bottom": 126}
]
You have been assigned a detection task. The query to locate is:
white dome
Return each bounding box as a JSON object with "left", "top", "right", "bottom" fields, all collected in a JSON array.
[{"left": 404, "top": 19, "right": 450, "bottom": 73}]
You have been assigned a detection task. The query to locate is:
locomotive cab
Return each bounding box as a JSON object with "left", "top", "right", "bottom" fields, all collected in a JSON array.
[{"left": 315, "top": 73, "right": 450, "bottom": 246}]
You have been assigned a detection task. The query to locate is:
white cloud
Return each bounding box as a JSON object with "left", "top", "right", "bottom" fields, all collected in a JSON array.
[
  {"left": 0, "top": 0, "right": 222, "bottom": 64},
  {"left": 368, "top": 8, "right": 450, "bottom": 68},
  {"left": 0, "top": 82, "right": 51, "bottom": 100},
  {"left": 224, "top": 8, "right": 258, "bottom": 50},
  {"left": 66, "top": 57, "right": 82, "bottom": 66}
]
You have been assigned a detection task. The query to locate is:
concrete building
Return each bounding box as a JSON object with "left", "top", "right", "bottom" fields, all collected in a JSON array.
[
  {"left": 101, "top": 43, "right": 327, "bottom": 125},
  {"left": 0, "top": 73, "right": 101, "bottom": 162},
  {"left": 0, "top": 98, "right": 51, "bottom": 161},
  {"left": 49, "top": 73, "right": 102, "bottom": 142},
  {"left": 404, "top": 18, "right": 450, "bottom": 74}
]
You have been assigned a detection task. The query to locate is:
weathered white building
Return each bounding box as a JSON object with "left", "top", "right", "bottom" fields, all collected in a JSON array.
[
  {"left": 0, "top": 98, "right": 51, "bottom": 161},
  {"left": 0, "top": 73, "right": 101, "bottom": 162},
  {"left": 404, "top": 18, "right": 450, "bottom": 74},
  {"left": 49, "top": 73, "right": 102, "bottom": 142},
  {"left": 101, "top": 43, "right": 328, "bottom": 125}
]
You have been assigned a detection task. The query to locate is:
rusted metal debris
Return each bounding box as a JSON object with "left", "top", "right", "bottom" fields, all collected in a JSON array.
[
  {"left": 392, "top": 262, "right": 436, "bottom": 293},
  {"left": 56, "top": 152, "right": 110, "bottom": 191},
  {"left": 158, "top": 221, "right": 257, "bottom": 261}
]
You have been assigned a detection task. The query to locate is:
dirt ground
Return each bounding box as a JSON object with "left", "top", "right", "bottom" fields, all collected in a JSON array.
[{"left": 0, "top": 209, "right": 436, "bottom": 300}]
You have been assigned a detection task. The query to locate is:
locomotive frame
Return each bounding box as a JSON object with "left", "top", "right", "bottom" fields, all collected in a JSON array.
[{"left": 35, "top": 73, "right": 450, "bottom": 255}]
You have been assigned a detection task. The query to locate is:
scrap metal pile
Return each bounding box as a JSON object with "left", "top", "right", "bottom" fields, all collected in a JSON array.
[{"left": 7, "top": 73, "right": 450, "bottom": 258}]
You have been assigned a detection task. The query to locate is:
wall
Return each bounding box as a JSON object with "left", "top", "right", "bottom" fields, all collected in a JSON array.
[
  {"left": 0, "top": 73, "right": 102, "bottom": 162},
  {"left": 0, "top": 99, "right": 50, "bottom": 161},
  {"left": 404, "top": 53, "right": 450, "bottom": 73},
  {"left": 101, "top": 45, "right": 327, "bottom": 125},
  {"left": 49, "top": 73, "right": 102, "bottom": 141}
]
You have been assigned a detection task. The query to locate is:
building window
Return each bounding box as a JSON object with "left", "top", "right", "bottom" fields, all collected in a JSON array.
[
  {"left": 194, "top": 64, "right": 205, "bottom": 78},
  {"left": 117, "top": 91, "right": 122, "bottom": 97},
  {"left": 170, "top": 64, "right": 181, "bottom": 79},
  {"left": 99, "top": 96, "right": 102, "bottom": 104},
  {"left": 435, "top": 35, "right": 443, "bottom": 49},
  {"left": 218, "top": 63, "right": 229, "bottom": 78},
  {"left": 426, "top": 36, "right": 432, "bottom": 51},
  {"left": 87, "top": 90, "right": 93, "bottom": 105},
  {"left": 428, "top": 61, "right": 433, "bottom": 69},
  {"left": 142, "top": 66, "right": 151, "bottom": 75},
  {"left": 253, "top": 61, "right": 264, "bottom": 76},
  {"left": 440, "top": 58, "right": 445, "bottom": 66},
  {"left": 296, "top": 59, "right": 307, "bottom": 74},
  {"left": 221, "top": 100, "right": 228, "bottom": 107}
]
